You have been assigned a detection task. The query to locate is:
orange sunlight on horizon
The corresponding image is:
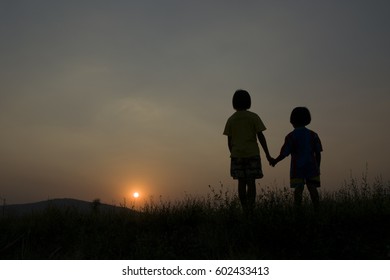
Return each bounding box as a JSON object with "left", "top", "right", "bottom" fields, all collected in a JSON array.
[{"left": 120, "top": 179, "right": 152, "bottom": 208}]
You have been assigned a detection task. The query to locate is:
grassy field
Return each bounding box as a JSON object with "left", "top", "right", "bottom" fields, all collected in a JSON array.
[{"left": 1, "top": 174, "right": 390, "bottom": 260}]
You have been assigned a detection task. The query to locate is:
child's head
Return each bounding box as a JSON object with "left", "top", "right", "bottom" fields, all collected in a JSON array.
[
  {"left": 232, "top": 89, "right": 251, "bottom": 110},
  {"left": 290, "top": 107, "right": 311, "bottom": 127}
]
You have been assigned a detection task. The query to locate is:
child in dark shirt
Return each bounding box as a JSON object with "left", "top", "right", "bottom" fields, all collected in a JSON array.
[{"left": 271, "top": 107, "right": 323, "bottom": 212}]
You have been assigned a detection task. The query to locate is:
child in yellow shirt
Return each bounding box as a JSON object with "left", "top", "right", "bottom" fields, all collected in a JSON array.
[{"left": 223, "top": 90, "right": 273, "bottom": 212}]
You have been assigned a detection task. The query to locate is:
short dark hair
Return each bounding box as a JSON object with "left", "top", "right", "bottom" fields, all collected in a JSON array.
[
  {"left": 232, "top": 89, "right": 251, "bottom": 110},
  {"left": 290, "top": 107, "right": 311, "bottom": 127}
]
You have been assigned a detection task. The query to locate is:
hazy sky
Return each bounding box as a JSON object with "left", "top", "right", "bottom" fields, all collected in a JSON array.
[{"left": 1, "top": 0, "right": 389, "bottom": 204}]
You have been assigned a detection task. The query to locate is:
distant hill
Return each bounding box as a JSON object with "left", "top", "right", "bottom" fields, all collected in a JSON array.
[{"left": 2, "top": 198, "right": 132, "bottom": 216}]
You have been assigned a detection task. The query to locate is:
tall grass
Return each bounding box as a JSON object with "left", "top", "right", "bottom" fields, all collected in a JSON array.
[{"left": 1, "top": 175, "right": 389, "bottom": 259}]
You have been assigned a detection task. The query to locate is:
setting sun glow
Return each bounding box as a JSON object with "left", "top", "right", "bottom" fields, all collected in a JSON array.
[{"left": 133, "top": 192, "right": 140, "bottom": 198}]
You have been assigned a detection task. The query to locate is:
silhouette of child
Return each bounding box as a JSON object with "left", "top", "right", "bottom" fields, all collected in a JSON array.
[
  {"left": 271, "top": 107, "right": 323, "bottom": 213},
  {"left": 223, "top": 90, "right": 273, "bottom": 213}
]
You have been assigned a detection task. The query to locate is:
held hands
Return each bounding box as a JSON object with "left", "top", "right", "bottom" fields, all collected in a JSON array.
[
  {"left": 266, "top": 154, "right": 278, "bottom": 167},
  {"left": 266, "top": 155, "right": 277, "bottom": 167},
  {"left": 270, "top": 158, "right": 277, "bottom": 167}
]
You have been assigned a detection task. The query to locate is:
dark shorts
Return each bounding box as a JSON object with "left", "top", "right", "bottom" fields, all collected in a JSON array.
[
  {"left": 290, "top": 176, "right": 321, "bottom": 188},
  {"left": 230, "top": 155, "right": 263, "bottom": 179}
]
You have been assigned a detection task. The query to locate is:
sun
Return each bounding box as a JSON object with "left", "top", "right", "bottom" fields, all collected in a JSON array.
[{"left": 133, "top": 192, "right": 140, "bottom": 198}]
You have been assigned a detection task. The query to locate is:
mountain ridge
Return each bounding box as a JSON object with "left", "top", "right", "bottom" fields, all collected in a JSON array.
[{"left": 2, "top": 198, "right": 131, "bottom": 216}]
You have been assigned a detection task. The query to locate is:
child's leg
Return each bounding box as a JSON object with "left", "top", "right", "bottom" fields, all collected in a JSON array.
[
  {"left": 307, "top": 184, "right": 320, "bottom": 212},
  {"left": 238, "top": 178, "right": 247, "bottom": 208},
  {"left": 294, "top": 186, "right": 304, "bottom": 209},
  {"left": 238, "top": 178, "right": 256, "bottom": 212},
  {"left": 246, "top": 178, "right": 256, "bottom": 210}
]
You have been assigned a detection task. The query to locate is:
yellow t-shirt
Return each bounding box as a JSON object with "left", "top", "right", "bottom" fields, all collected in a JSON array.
[{"left": 223, "top": 110, "right": 266, "bottom": 158}]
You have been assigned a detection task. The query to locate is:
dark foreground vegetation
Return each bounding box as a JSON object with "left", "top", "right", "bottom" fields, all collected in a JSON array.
[{"left": 1, "top": 175, "right": 390, "bottom": 259}]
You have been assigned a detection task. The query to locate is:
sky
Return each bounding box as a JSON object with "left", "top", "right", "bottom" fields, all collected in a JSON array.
[{"left": 1, "top": 0, "right": 389, "bottom": 205}]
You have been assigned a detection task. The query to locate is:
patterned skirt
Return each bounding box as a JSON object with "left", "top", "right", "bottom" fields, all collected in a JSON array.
[{"left": 230, "top": 155, "right": 263, "bottom": 179}]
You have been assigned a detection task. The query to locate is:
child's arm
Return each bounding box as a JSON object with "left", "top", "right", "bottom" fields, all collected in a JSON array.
[
  {"left": 257, "top": 132, "right": 273, "bottom": 163},
  {"left": 271, "top": 135, "right": 290, "bottom": 167},
  {"left": 315, "top": 151, "right": 321, "bottom": 168},
  {"left": 227, "top": 136, "right": 232, "bottom": 153},
  {"left": 271, "top": 154, "right": 286, "bottom": 167}
]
